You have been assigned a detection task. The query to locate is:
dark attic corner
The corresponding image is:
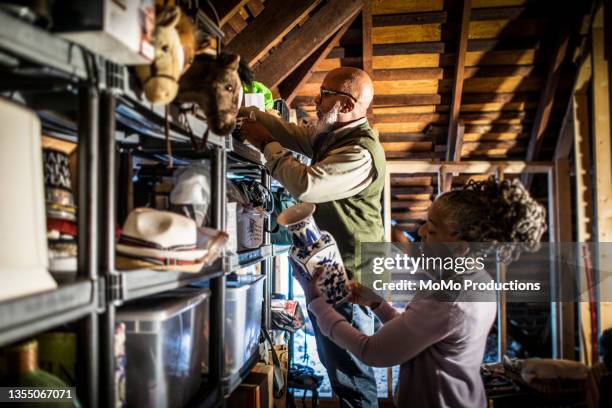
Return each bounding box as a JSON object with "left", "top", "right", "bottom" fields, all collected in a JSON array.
[{"left": 0, "top": 0, "right": 611, "bottom": 407}]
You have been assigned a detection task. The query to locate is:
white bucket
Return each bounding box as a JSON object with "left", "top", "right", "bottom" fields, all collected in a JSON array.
[{"left": 237, "top": 206, "right": 266, "bottom": 249}]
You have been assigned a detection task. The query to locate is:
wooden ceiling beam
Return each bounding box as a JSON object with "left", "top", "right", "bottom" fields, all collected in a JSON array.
[
  {"left": 225, "top": 0, "right": 320, "bottom": 67},
  {"left": 252, "top": 0, "right": 363, "bottom": 89},
  {"left": 470, "top": 5, "right": 540, "bottom": 21},
  {"left": 386, "top": 160, "right": 553, "bottom": 174},
  {"left": 373, "top": 94, "right": 442, "bottom": 106},
  {"left": 374, "top": 11, "right": 448, "bottom": 26},
  {"left": 373, "top": 113, "right": 448, "bottom": 123},
  {"left": 370, "top": 5, "right": 541, "bottom": 28},
  {"left": 279, "top": 20, "right": 354, "bottom": 105},
  {"left": 380, "top": 133, "right": 436, "bottom": 142},
  {"left": 293, "top": 92, "right": 539, "bottom": 107},
  {"left": 447, "top": 0, "right": 472, "bottom": 162},
  {"left": 212, "top": 0, "right": 249, "bottom": 27},
  {"left": 307, "top": 66, "right": 534, "bottom": 82},
  {"left": 522, "top": 14, "right": 575, "bottom": 186},
  {"left": 386, "top": 151, "right": 445, "bottom": 159}
]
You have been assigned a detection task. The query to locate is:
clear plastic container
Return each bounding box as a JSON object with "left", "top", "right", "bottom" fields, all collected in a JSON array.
[{"left": 117, "top": 287, "right": 210, "bottom": 408}]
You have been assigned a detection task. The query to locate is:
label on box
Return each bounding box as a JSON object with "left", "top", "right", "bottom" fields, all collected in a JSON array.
[{"left": 226, "top": 202, "right": 238, "bottom": 254}]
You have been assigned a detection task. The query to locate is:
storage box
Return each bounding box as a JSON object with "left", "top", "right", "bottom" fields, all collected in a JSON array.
[
  {"left": 201, "top": 275, "right": 264, "bottom": 392},
  {"left": 53, "top": 0, "right": 155, "bottom": 65},
  {"left": 224, "top": 275, "right": 264, "bottom": 378},
  {"left": 117, "top": 287, "right": 210, "bottom": 408}
]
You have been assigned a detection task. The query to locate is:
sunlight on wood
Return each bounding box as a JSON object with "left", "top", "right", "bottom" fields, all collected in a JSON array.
[
  {"left": 375, "top": 122, "right": 430, "bottom": 133},
  {"left": 373, "top": 54, "right": 440, "bottom": 69},
  {"left": 466, "top": 49, "right": 536, "bottom": 66},
  {"left": 374, "top": 79, "right": 439, "bottom": 95},
  {"left": 372, "top": 0, "right": 443, "bottom": 15},
  {"left": 373, "top": 24, "right": 441, "bottom": 44},
  {"left": 373, "top": 105, "right": 437, "bottom": 114}
]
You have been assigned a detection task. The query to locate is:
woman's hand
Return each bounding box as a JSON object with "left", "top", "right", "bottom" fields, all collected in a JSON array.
[
  {"left": 346, "top": 281, "right": 384, "bottom": 309},
  {"left": 292, "top": 264, "right": 324, "bottom": 304}
]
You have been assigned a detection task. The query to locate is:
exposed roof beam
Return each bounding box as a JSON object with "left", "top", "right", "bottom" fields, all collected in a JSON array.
[
  {"left": 386, "top": 160, "right": 553, "bottom": 174},
  {"left": 212, "top": 0, "right": 249, "bottom": 27},
  {"left": 453, "top": 120, "right": 466, "bottom": 161},
  {"left": 252, "top": 0, "right": 363, "bottom": 89},
  {"left": 225, "top": 0, "right": 320, "bottom": 67},
  {"left": 374, "top": 11, "right": 448, "bottom": 26},
  {"left": 293, "top": 92, "right": 540, "bottom": 107},
  {"left": 446, "top": 0, "right": 472, "bottom": 162},
  {"left": 371, "top": 6, "right": 540, "bottom": 27},
  {"left": 280, "top": 20, "right": 354, "bottom": 105},
  {"left": 522, "top": 29, "right": 573, "bottom": 186}
]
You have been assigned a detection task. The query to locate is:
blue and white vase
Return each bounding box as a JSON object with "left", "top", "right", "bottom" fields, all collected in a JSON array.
[{"left": 278, "top": 203, "right": 350, "bottom": 306}]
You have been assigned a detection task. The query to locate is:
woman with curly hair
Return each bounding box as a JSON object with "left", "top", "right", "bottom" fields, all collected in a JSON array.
[{"left": 295, "top": 177, "right": 547, "bottom": 408}]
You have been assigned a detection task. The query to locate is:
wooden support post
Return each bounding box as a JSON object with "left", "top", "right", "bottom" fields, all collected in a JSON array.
[
  {"left": 554, "top": 158, "right": 576, "bottom": 359},
  {"left": 547, "top": 168, "right": 561, "bottom": 359},
  {"left": 495, "top": 167, "right": 508, "bottom": 360},
  {"left": 573, "top": 54, "right": 595, "bottom": 364},
  {"left": 446, "top": 0, "right": 471, "bottom": 162},
  {"left": 591, "top": 5, "right": 612, "bottom": 339}
]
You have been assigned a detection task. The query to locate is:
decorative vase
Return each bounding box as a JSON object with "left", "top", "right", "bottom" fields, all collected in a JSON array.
[{"left": 278, "top": 203, "right": 350, "bottom": 305}]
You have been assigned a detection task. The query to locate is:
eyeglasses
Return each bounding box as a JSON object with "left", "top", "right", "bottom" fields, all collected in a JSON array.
[{"left": 320, "top": 88, "right": 358, "bottom": 102}]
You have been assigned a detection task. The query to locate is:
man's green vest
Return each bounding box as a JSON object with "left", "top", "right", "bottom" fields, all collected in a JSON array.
[{"left": 311, "top": 122, "right": 386, "bottom": 280}]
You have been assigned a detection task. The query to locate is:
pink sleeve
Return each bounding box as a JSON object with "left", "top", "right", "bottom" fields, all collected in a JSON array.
[
  {"left": 308, "top": 297, "right": 456, "bottom": 367},
  {"left": 373, "top": 301, "right": 400, "bottom": 323}
]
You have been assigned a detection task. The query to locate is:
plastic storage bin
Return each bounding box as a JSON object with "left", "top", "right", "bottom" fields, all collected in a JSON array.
[
  {"left": 117, "top": 287, "right": 210, "bottom": 408},
  {"left": 224, "top": 275, "right": 265, "bottom": 378}
]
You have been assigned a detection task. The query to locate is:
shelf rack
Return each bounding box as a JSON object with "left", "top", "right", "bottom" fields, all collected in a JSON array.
[{"left": 0, "top": 9, "right": 277, "bottom": 408}]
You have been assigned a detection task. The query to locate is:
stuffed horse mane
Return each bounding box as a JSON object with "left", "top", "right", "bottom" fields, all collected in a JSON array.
[
  {"left": 177, "top": 52, "right": 242, "bottom": 136},
  {"left": 135, "top": 5, "right": 200, "bottom": 105}
]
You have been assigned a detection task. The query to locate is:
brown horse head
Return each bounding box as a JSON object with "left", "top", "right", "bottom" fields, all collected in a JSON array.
[
  {"left": 177, "top": 53, "right": 242, "bottom": 136},
  {"left": 135, "top": 6, "right": 198, "bottom": 105}
]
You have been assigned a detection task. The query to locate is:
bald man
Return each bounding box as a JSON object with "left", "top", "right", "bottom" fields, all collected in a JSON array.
[{"left": 240, "top": 67, "right": 384, "bottom": 407}]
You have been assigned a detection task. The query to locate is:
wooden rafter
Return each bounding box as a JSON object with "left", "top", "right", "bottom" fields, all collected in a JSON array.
[
  {"left": 225, "top": 0, "right": 320, "bottom": 67},
  {"left": 522, "top": 7, "right": 580, "bottom": 186},
  {"left": 279, "top": 20, "right": 354, "bottom": 105},
  {"left": 554, "top": 53, "right": 593, "bottom": 160},
  {"left": 446, "top": 0, "right": 471, "bottom": 162},
  {"left": 212, "top": 0, "right": 249, "bottom": 27},
  {"left": 252, "top": 0, "right": 363, "bottom": 89}
]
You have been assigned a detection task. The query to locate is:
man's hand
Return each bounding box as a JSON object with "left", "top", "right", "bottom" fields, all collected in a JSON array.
[
  {"left": 239, "top": 119, "right": 275, "bottom": 152},
  {"left": 346, "top": 281, "right": 384, "bottom": 309}
]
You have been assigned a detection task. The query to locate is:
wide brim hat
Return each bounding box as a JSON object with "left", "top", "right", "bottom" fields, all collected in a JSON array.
[
  {"left": 116, "top": 208, "right": 207, "bottom": 261},
  {"left": 115, "top": 254, "right": 205, "bottom": 273}
]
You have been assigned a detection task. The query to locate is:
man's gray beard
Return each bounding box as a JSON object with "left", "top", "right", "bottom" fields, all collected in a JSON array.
[{"left": 314, "top": 105, "right": 340, "bottom": 135}]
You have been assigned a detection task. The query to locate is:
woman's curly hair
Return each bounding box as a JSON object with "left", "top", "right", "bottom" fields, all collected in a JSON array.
[{"left": 437, "top": 176, "right": 547, "bottom": 263}]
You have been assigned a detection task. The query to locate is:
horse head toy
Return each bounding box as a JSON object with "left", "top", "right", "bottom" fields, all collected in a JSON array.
[
  {"left": 177, "top": 53, "right": 243, "bottom": 136},
  {"left": 135, "top": 5, "right": 197, "bottom": 105}
]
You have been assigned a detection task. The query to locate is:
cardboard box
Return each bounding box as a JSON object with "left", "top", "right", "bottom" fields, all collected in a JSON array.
[
  {"left": 228, "top": 371, "right": 271, "bottom": 408},
  {"left": 53, "top": 0, "right": 155, "bottom": 65},
  {"left": 252, "top": 363, "right": 274, "bottom": 407}
]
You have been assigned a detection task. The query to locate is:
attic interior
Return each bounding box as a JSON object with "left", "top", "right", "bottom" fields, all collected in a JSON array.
[{"left": 0, "top": 0, "right": 611, "bottom": 407}]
